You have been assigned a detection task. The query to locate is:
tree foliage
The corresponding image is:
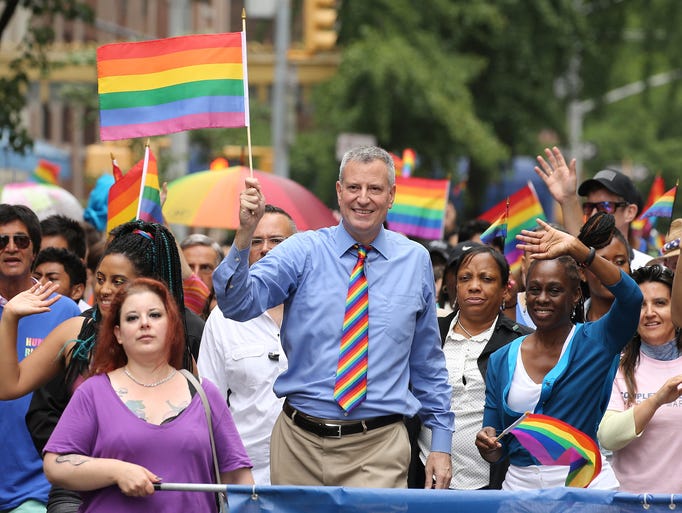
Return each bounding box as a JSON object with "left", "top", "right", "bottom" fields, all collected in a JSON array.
[
  {"left": 0, "top": 0, "right": 93, "bottom": 154},
  {"left": 292, "top": 0, "right": 670, "bottom": 217}
]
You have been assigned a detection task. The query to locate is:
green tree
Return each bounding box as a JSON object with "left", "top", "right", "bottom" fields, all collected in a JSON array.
[
  {"left": 569, "top": 2, "right": 682, "bottom": 222},
  {"left": 0, "top": 0, "right": 93, "bottom": 154},
  {"left": 293, "top": 0, "right": 632, "bottom": 217}
]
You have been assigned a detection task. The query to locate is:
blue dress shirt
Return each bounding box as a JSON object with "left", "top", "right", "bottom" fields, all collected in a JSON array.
[{"left": 214, "top": 222, "right": 454, "bottom": 453}]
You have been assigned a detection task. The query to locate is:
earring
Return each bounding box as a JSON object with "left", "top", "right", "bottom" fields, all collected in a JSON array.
[
  {"left": 500, "top": 300, "right": 506, "bottom": 312},
  {"left": 451, "top": 297, "right": 458, "bottom": 310}
]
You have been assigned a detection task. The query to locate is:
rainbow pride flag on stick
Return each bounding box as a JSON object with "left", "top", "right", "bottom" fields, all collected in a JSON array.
[
  {"left": 631, "top": 175, "right": 665, "bottom": 230},
  {"left": 506, "top": 412, "right": 602, "bottom": 488},
  {"left": 97, "top": 32, "right": 250, "bottom": 140},
  {"left": 638, "top": 183, "right": 678, "bottom": 220},
  {"left": 480, "top": 198, "right": 509, "bottom": 244},
  {"left": 106, "top": 147, "right": 163, "bottom": 233},
  {"left": 479, "top": 183, "right": 545, "bottom": 273},
  {"left": 32, "top": 159, "right": 60, "bottom": 185},
  {"left": 387, "top": 176, "right": 450, "bottom": 240}
]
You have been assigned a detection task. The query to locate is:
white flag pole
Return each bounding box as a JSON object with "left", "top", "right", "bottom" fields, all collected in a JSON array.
[
  {"left": 242, "top": 9, "right": 254, "bottom": 177},
  {"left": 136, "top": 142, "right": 150, "bottom": 219}
]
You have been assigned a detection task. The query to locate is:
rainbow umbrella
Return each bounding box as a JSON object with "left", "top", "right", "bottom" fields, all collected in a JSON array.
[
  {"left": 163, "top": 166, "right": 337, "bottom": 231},
  {"left": 1, "top": 182, "right": 84, "bottom": 221}
]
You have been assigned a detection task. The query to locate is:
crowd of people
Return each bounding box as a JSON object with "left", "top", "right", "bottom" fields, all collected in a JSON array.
[{"left": 0, "top": 144, "right": 680, "bottom": 512}]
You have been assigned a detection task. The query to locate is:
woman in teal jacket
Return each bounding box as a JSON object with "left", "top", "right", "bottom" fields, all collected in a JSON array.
[{"left": 475, "top": 213, "right": 642, "bottom": 490}]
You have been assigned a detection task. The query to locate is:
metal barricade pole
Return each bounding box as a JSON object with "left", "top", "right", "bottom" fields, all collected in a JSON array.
[{"left": 153, "top": 483, "right": 229, "bottom": 493}]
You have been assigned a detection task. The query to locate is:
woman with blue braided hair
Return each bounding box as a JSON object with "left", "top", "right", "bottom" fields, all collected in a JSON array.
[{"left": 0, "top": 220, "right": 203, "bottom": 513}]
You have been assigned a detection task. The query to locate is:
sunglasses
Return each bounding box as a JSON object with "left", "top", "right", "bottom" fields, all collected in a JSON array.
[
  {"left": 581, "top": 201, "right": 629, "bottom": 215},
  {"left": 0, "top": 233, "right": 31, "bottom": 250}
]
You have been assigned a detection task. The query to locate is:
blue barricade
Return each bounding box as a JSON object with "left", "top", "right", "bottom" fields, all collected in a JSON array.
[{"left": 223, "top": 486, "right": 680, "bottom": 513}]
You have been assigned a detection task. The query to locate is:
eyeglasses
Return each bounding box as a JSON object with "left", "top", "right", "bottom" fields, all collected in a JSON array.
[
  {"left": 251, "top": 237, "right": 287, "bottom": 248},
  {"left": 582, "top": 201, "right": 629, "bottom": 215},
  {"left": 0, "top": 233, "right": 31, "bottom": 251}
]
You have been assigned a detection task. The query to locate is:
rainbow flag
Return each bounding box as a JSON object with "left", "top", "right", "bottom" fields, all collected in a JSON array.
[
  {"left": 97, "top": 32, "right": 249, "bottom": 141},
  {"left": 510, "top": 413, "right": 601, "bottom": 488},
  {"left": 390, "top": 152, "right": 403, "bottom": 176},
  {"left": 401, "top": 149, "right": 416, "bottom": 178},
  {"left": 106, "top": 148, "right": 163, "bottom": 233},
  {"left": 638, "top": 185, "right": 677, "bottom": 220},
  {"left": 479, "top": 183, "right": 545, "bottom": 273},
  {"left": 111, "top": 154, "right": 123, "bottom": 181},
  {"left": 387, "top": 176, "right": 450, "bottom": 240},
  {"left": 480, "top": 199, "right": 509, "bottom": 244},
  {"left": 632, "top": 175, "right": 665, "bottom": 230},
  {"left": 32, "top": 159, "right": 60, "bottom": 185}
]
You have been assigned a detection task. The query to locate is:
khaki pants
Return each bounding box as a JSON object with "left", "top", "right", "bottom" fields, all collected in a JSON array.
[{"left": 270, "top": 411, "right": 410, "bottom": 488}]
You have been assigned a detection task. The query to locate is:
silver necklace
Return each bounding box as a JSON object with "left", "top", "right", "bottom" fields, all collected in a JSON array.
[
  {"left": 124, "top": 366, "right": 177, "bottom": 388},
  {"left": 457, "top": 320, "right": 475, "bottom": 339}
]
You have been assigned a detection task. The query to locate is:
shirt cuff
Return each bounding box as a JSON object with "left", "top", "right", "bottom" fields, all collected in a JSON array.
[
  {"left": 214, "top": 244, "right": 250, "bottom": 296},
  {"left": 429, "top": 428, "right": 453, "bottom": 454}
]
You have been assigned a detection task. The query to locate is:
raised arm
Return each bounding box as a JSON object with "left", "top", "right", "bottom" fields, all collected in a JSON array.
[
  {"left": 516, "top": 215, "right": 622, "bottom": 287},
  {"left": 232, "top": 176, "right": 266, "bottom": 250},
  {"left": 0, "top": 282, "right": 78, "bottom": 400},
  {"left": 534, "top": 146, "right": 583, "bottom": 236}
]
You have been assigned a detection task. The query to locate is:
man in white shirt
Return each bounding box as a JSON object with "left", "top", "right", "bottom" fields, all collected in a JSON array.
[{"left": 198, "top": 205, "right": 296, "bottom": 484}]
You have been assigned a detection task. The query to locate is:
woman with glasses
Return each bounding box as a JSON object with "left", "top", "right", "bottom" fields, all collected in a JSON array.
[{"left": 597, "top": 264, "right": 682, "bottom": 493}]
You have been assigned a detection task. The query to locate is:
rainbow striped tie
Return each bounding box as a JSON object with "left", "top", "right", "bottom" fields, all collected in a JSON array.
[{"left": 334, "top": 244, "right": 370, "bottom": 412}]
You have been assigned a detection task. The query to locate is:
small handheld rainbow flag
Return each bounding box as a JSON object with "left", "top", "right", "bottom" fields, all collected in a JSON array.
[
  {"left": 387, "top": 176, "right": 450, "bottom": 240},
  {"left": 480, "top": 198, "right": 509, "bottom": 244},
  {"left": 401, "top": 149, "right": 416, "bottom": 178},
  {"left": 32, "top": 159, "right": 60, "bottom": 185},
  {"left": 106, "top": 147, "right": 163, "bottom": 233},
  {"left": 111, "top": 153, "right": 123, "bottom": 181},
  {"left": 97, "top": 32, "right": 250, "bottom": 140},
  {"left": 479, "top": 183, "right": 546, "bottom": 273},
  {"left": 631, "top": 175, "right": 665, "bottom": 230},
  {"left": 638, "top": 184, "right": 678, "bottom": 220},
  {"left": 504, "top": 412, "right": 601, "bottom": 488}
]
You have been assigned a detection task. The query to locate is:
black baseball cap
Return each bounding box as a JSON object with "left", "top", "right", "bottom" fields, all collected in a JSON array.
[
  {"left": 425, "top": 239, "right": 451, "bottom": 262},
  {"left": 445, "top": 241, "right": 484, "bottom": 269},
  {"left": 578, "top": 169, "right": 642, "bottom": 212}
]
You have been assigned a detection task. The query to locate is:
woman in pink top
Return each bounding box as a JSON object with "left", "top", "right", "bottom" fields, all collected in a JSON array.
[{"left": 598, "top": 264, "right": 682, "bottom": 493}]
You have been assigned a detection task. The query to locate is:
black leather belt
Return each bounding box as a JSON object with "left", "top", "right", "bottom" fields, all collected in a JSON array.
[{"left": 283, "top": 401, "right": 403, "bottom": 439}]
